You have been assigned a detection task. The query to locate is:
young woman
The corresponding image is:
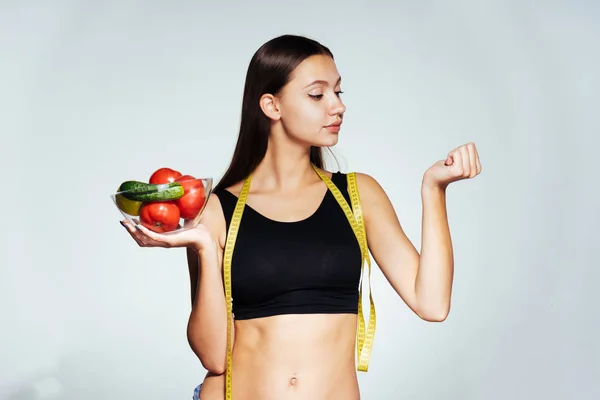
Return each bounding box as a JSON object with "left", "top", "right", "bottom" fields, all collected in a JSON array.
[{"left": 122, "top": 34, "right": 481, "bottom": 400}]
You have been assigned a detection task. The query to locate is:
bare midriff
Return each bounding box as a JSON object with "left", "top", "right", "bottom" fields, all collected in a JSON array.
[{"left": 198, "top": 313, "right": 360, "bottom": 400}]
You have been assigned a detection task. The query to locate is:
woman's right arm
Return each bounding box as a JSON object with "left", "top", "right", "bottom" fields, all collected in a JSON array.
[
  {"left": 186, "top": 247, "right": 200, "bottom": 307},
  {"left": 186, "top": 195, "right": 229, "bottom": 375},
  {"left": 122, "top": 194, "right": 231, "bottom": 375}
]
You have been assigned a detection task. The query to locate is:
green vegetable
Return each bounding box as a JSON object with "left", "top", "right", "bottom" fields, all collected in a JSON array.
[
  {"left": 118, "top": 180, "right": 153, "bottom": 193},
  {"left": 118, "top": 180, "right": 184, "bottom": 202}
]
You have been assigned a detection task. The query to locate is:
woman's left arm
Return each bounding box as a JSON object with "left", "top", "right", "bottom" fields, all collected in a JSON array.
[{"left": 358, "top": 142, "right": 482, "bottom": 322}]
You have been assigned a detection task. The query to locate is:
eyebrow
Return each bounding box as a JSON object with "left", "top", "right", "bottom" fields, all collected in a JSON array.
[{"left": 304, "top": 76, "right": 342, "bottom": 88}]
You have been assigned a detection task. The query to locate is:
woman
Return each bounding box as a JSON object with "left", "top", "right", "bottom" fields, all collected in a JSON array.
[{"left": 122, "top": 34, "right": 482, "bottom": 400}]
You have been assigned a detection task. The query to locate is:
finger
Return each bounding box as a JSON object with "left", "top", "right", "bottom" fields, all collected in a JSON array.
[
  {"left": 467, "top": 143, "right": 478, "bottom": 178},
  {"left": 446, "top": 143, "right": 461, "bottom": 166},
  {"left": 466, "top": 142, "right": 482, "bottom": 175},
  {"left": 135, "top": 224, "right": 180, "bottom": 248},
  {"left": 122, "top": 221, "right": 164, "bottom": 248},
  {"left": 135, "top": 224, "right": 174, "bottom": 248},
  {"left": 450, "top": 150, "right": 464, "bottom": 176},
  {"left": 121, "top": 220, "right": 147, "bottom": 247},
  {"left": 444, "top": 154, "right": 453, "bottom": 166},
  {"left": 459, "top": 146, "right": 470, "bottom": 177}
]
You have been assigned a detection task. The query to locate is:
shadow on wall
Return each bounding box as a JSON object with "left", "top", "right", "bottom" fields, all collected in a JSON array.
[
  {"left": 5, "top": 371, "right": 63, "bottom": 400},
  {"left": 3, "top": 347, "right": 200, "bottom": 400},
  {"left": 3, "top": 350, "right": 128, "bottom": 400}
]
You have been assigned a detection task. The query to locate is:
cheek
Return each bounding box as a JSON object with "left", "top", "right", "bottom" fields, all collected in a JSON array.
[{"left": 286, "top": 99, "right": 325, "bottom": 128}]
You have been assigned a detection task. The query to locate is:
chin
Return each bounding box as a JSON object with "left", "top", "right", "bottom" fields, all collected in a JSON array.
[{"left": 312, "top": 133, "right": 339, "bottom": 148}]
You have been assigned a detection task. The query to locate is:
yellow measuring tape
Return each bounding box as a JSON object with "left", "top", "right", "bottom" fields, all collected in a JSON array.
[{"left": 222, "top": 164, "right": 376, "bottom": 399}]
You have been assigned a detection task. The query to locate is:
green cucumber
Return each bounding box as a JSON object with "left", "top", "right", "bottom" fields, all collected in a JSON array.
[
  {"left": 118, "top": 180, "right": 154, "bottom": 193},
  {"left": 118, "top": 180, "right": 184, "bottom": 202}
]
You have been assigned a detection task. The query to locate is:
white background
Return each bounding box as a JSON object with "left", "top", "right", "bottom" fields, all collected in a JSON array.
[{"left": 1, "top": 1, "right": 598, "bottom": 399}]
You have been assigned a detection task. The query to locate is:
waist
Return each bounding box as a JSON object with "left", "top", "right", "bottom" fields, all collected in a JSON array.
[
  {"left": 230, "top": 314, "right": 359, "bottom": 400},
  {"left": 235, "top": 313, "right": 357, "bottom": 355}
]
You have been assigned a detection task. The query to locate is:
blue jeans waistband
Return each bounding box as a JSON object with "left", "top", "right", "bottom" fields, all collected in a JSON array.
[{"left": 192, "top": 383, "right": 202, "bottom": 400}]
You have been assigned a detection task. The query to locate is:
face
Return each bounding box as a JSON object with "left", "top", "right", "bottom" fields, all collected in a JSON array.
[{"left": 261, "top": 54, "right": 346, "bottom": 147}]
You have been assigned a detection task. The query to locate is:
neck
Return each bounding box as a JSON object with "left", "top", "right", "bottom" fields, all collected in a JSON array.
[{"left": 252, "top": 131, "right": 319, "bottom": 193}]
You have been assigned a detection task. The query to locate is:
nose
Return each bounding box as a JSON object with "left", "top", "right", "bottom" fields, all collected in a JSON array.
[{"left": 328, "top": 96, "right": 346, "bottom": 116}]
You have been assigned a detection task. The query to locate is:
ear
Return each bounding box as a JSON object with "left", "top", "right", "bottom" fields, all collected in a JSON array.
[{"left": 259, "top": 93, "right": 281, "bottom": 121}]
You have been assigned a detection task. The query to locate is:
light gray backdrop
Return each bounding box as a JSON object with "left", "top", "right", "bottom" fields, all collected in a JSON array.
[{"left": 1, "top": 1, "right": 598, "bottom": 399}]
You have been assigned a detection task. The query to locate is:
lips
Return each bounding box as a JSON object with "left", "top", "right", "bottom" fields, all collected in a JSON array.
[{"left": 324, "top": 121, "right": 342, "bottom": 133}]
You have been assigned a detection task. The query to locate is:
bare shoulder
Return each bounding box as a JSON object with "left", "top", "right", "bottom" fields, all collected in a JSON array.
[
  {"left": 352, "top": 172, "right": 395, "bottom": 221},
  {"left": 353, "top": 172, "right": 388, "bottom": 199}
]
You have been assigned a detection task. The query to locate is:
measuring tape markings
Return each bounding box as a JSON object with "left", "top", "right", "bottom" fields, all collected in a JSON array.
[
  {"left": 222, "top": 165, "right": 376, "bottom": 400},
  {"left": 314, "top": 167, "right": 376, "bottom": 372},
  {"left": 222, "top": 175, "right": 251, "bottom": 400},
  {"left": 346, "top": 172, "right": 376, "bottom": 371}
]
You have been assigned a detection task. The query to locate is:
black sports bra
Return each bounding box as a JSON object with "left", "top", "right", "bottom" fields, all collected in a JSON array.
[{"left": 213, "top": 172, "right": 362, "bottom": 320}]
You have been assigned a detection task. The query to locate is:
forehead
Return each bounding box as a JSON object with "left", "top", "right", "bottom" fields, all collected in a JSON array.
[{"left": 288, "top": 54, "right": 341, "bottom": 88}]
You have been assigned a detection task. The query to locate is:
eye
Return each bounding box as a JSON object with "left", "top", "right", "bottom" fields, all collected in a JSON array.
[{"left": 308, "top": 90, "right": 343, "bottom": 100}]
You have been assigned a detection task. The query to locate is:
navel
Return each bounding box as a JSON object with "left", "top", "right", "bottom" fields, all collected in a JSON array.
[{"left": 289, "top": 374, "right": 298, "bottom": 387}]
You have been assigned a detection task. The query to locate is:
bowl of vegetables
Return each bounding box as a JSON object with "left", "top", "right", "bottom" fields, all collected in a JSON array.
[{"left": 111, "top": 167, "right": 212, "bottom": 234}]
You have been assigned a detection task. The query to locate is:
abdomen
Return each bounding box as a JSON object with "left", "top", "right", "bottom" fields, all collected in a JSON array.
[{"left": 229, "top": 313, "right": 360, "bottom": 400}]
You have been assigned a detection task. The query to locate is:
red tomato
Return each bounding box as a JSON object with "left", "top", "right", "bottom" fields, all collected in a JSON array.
[
  {"left": 149, "top": 167, "right": 183, "bottom": 184},
  {"left": 175, "top": 175, "right": 206, "bottom": 220},
  {"left": 139, "top": 201, "right": 181, "bottom": 233}
]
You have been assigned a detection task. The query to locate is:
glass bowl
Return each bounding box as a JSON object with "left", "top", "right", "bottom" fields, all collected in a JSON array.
[{"left": 111, "top": 176, "right": 213, "bottom": 235}]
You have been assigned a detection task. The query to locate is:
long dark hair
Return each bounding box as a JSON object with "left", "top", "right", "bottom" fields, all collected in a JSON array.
[{"left": 213, "top": 34, "right": 335, "bottom": 192}]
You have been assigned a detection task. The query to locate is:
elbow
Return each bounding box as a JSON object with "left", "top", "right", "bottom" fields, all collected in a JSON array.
[
  {"left": 422, "top": 312, "right": 449, "bottom": 323},
  {"left": 188, "top": 337, "right": 227, "bottom": 375},
  {"left": 418, "top": 305, "right": 450, "bottom": 322},
  {"left": 201, "top": 358, "right": 226, "bottom": 375},
  {"left": 187, "top": 327, "right": 227, "bottom": 375}
]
